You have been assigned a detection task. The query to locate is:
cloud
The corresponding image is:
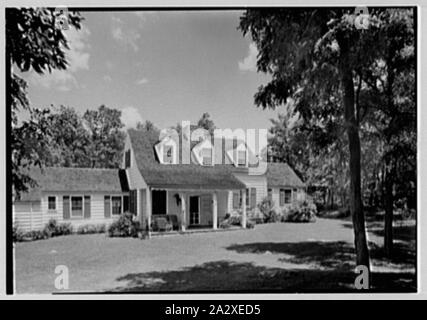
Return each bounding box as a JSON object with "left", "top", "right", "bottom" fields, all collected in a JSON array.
[
  {"left": 136, "top": 77, "right": 148, "bottom": 85},
  {"left": 238, "top": 42, "right": 258, "bottom": 72},
  {"left": 103, "top": 75, "right": 112, "bottom": 82},
  {"left": 27, "top": 26, "right": 90, "bottom": 91},
  {"left": 121, "top": 106, "right": 144, "bottom": 129},
  {"left": 111, "top": 16, "right": 140, "bottom": 51}
]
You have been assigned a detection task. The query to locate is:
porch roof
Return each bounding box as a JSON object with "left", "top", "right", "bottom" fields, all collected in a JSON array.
[{"left": 128, "top": 129, "right": 246, "bottom": 190}]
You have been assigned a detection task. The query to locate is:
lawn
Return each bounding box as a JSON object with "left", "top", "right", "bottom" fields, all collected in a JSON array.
[{"left": 15, "top": 218, "right": 416, "bottom": 294}]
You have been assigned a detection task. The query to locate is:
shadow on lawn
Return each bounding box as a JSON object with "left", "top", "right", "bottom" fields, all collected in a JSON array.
[{"left": 109, "top": 241, "right": 415, "bottom": 293}]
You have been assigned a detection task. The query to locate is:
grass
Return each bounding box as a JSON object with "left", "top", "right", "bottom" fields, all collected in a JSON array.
[{"left": 15, "top": 218, "right": 416, "bottom": 294}]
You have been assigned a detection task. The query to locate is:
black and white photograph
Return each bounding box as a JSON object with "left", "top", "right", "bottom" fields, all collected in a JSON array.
[{"left": 2, "top": 1, "right": 422, "bottom": 299}]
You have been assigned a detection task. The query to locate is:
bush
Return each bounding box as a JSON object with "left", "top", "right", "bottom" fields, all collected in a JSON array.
[
  {"left": 24, "top": 230, "right": 50, "bottom": 241},
  {"left": 77, "top": 224, "right": 106, "bottom": 234},
  {"left": 107, "top": 212, "right": 140, "bottom": 237},
  {"left": 43, "top": 219, "right": 73, "bottom": 237},
  {"left": 283, "top": 200, "right": 317, "bottom": 223},
  {"left": 219, "top": 214, "right": 255, "bottom": 229},
  {"left": 257, "top": 197, "right": 278, "bottom": 223},
  {"left": 13, "top": 225, "right": 25, "bottom": 242}
]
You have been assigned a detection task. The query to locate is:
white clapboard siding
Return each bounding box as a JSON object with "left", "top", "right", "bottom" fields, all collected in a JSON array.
[
  {"left": 229, "top": 173, "right": 268, "bottom": 213},
  {"left": 13, "top": 201, "right": 44, "bottom": 232},
  {"left": 13, "top": 192, "right": 127, "bottom": 232}
]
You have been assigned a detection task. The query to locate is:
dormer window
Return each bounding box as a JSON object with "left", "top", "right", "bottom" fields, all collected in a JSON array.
[
  {"left": 201, "top": 148, "right": 212, "bottom": 166},
  {"left": 163, "top": 145, "right": 174, "bottom": 164},
  {"left": 238, "top": 150, "right": 246, "bottom": 167}
]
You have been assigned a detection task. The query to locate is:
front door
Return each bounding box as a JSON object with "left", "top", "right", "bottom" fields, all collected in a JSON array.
[{"left": 189, "top": 196, "right": 200, "bottom": 225}]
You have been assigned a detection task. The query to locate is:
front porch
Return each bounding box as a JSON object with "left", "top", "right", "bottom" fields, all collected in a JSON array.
[{"left": 132, "top": 187, "right": 248, "bottom": 235}]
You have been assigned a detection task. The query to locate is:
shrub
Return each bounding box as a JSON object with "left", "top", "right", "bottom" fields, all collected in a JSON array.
[
  {"left": 219, "top": 214, "right": 255, "bottom": 229},
  {"left": 257, "top": 197, "right": 278, "bottom": 223},
  {"left": 13, "top": 225, "right": 25, "bottom": 242},
  {"left": 284, "top": 200, "right": 317, "bottom": 223},
  {"left": 24, "top": 230, "right": 50, "bottom": 241},
  {"left": 107, "top": 212, "right": 140, "bottom": 237},
  {"left": 77, "top": 224, "right": 106, "bottom": 234},
  {"left": 43, "top": 219, "right": 73, "bottom": 237}
]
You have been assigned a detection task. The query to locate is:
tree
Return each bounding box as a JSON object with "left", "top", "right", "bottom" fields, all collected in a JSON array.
[
  {"left": 83, "top": 105, "right": 126, "bottom": 168},
  {"left": 360, "top": 9, "right": 415, "bottom": 256},
  {"left": 45, "top": 106, "right": 91, "bottom": 167},
  {"left": 197, "top": 112, "right": 216, "bottom": 134},
  {"left": 136, "top": 120, "right": 160, "bottom": 136},
  {"left": 239, "top": 8, "right": 388, "bottom": 270},
  {"left": 7, "top": 8, "right": 82, "bottom": 198},
  {"left": 240, "top": 8, "right": 415, "bottom": 268}
]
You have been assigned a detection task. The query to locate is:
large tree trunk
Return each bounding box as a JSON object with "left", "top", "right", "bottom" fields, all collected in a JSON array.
[
  {"left": 338, "top": 36, "right": 370, "bottom": 271},
  {"left": 384, "top": 168, "right": 394, "bottom": 257}
]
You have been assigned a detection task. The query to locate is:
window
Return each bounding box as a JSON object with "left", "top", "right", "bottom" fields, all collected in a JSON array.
[
  {"left": 268, "top": 189, "right": 272, "bottom": 201},
  {"left": 125, "top": 150, "right": 131, "bottom": 168},
  {"left": 152, "top": 190, "right": 167, "bottom": 215},
  {"left": 112, "top": 196, "right": 122, "bottom": 215},
  {"left": 238, "top": 150, "right": 246, "bottom": 167},
  {"left": 163, "top": 146, "right": 173, "bottom": 164},
  {"left": 71, "top": 196, "right": 83, "bottom": 217},
  {"left": 279, "top": 189, "right": 292, "bottom": 206},
  {"left": 201, "top": 148, "right": 212, "bottom": 165},
  {"left": 245, "top": 188, "right": 250, "bottom": 206},
  {"left": 48, "top": 196, "right": 56, "bottom": 210}
]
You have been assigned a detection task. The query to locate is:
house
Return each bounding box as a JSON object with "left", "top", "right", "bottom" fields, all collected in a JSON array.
[
  {"left": 13, "top": 167, "right": 129, "bottom": 232},
  {"left": 13, "top": 128, "right": 306, "bottom": 232}
]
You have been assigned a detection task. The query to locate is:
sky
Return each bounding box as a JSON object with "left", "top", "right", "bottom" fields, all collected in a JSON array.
[{"left": 22, "top": 10, "right": 281, "bottom": 131}]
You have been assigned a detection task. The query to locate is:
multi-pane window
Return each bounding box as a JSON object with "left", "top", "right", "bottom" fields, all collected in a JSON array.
[
  {"left": 111, "top": 196, "right": 122, "bottom": 215},
  {"left": 48, "top": 196, "right": 56, "bottom": 210},
  {"left": 71, "top": 196, "right": 83, "bottom": 217},
  {"left": 237, "top": 150, "right": 246, "bottom": 167},
  {"left": 163, "top": 146, "right": 173, "bottom": 164},
  {"left": 279, "top": 189, "right": 292, "bottom": 205},
  {"left": 201, "top": 148, "right": 212, "bottom": 165}
]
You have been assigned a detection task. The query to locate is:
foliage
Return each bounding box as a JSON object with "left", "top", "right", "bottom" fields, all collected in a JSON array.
[
  {"left": 43, "top": 219, "right": 73, "bottom": 237},
  {"left": 83, "top": 105, "right": 126, "bottom": 168},
  {"left": 107, "top": 212, "right": 140, "bottom": 237},
  {"left": 219, "top": 215, "right": 255, "bottom": 229},
  {"left": 13, "top": 225, "right": 25, "bottom": 242},
  {"left": 77, "top": 224, "right": 106, "bottom": 234},
  {"left": 7, "top": 8, "right": 83, "bottom": 199},
  {"left": 283, "top": 201, "right": 317, "bottom": 223},
  {"left": 257, "top": 197, "right": 278, "bottom": 223},
  {"left": 197, "top": 112, "right": 216, "bottom": 134}
]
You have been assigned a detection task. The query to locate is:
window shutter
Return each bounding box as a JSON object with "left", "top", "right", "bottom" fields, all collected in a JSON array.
[
  {"left": 280, "top": 189, "right": 285, "bottom": 206},
  {"left": 232, "top": 192, "right": 239, "bottom": 209},
  {"left": 63, "top": 196, "right": 70, "bottom": 220},
  {"left": 104, "top": 196, "right": 111, "bottom": 218},
  {"left": 84, "top": 196, "right": 91, "bottom": 219},
  {"left": 250, "top": 188, "right": 256, "bottom": 207}
]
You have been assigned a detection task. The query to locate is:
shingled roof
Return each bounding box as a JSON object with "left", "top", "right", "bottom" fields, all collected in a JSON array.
[
  {"left": 128, "top": 129, "right": 246, "bottom": 190},
  {"left": 266, "top": 163, "right": 305, "bottom": 188},
  {"left": 18, "top": 167, "right": 129, "bottom": 201}
]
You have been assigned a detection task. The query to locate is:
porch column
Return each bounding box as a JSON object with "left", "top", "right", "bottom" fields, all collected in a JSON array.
[
  {"left": 179, "top": 193, "right": 186, "bottom": 231},
  {"left": 146, "top": 188, "right": 152, "bottom": 238},
  {"left": 212, "top": 192, "right": 218, "bottom": 230},
  {"left": 241, "top": 189, "right": 247, "bottom": 228}
]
